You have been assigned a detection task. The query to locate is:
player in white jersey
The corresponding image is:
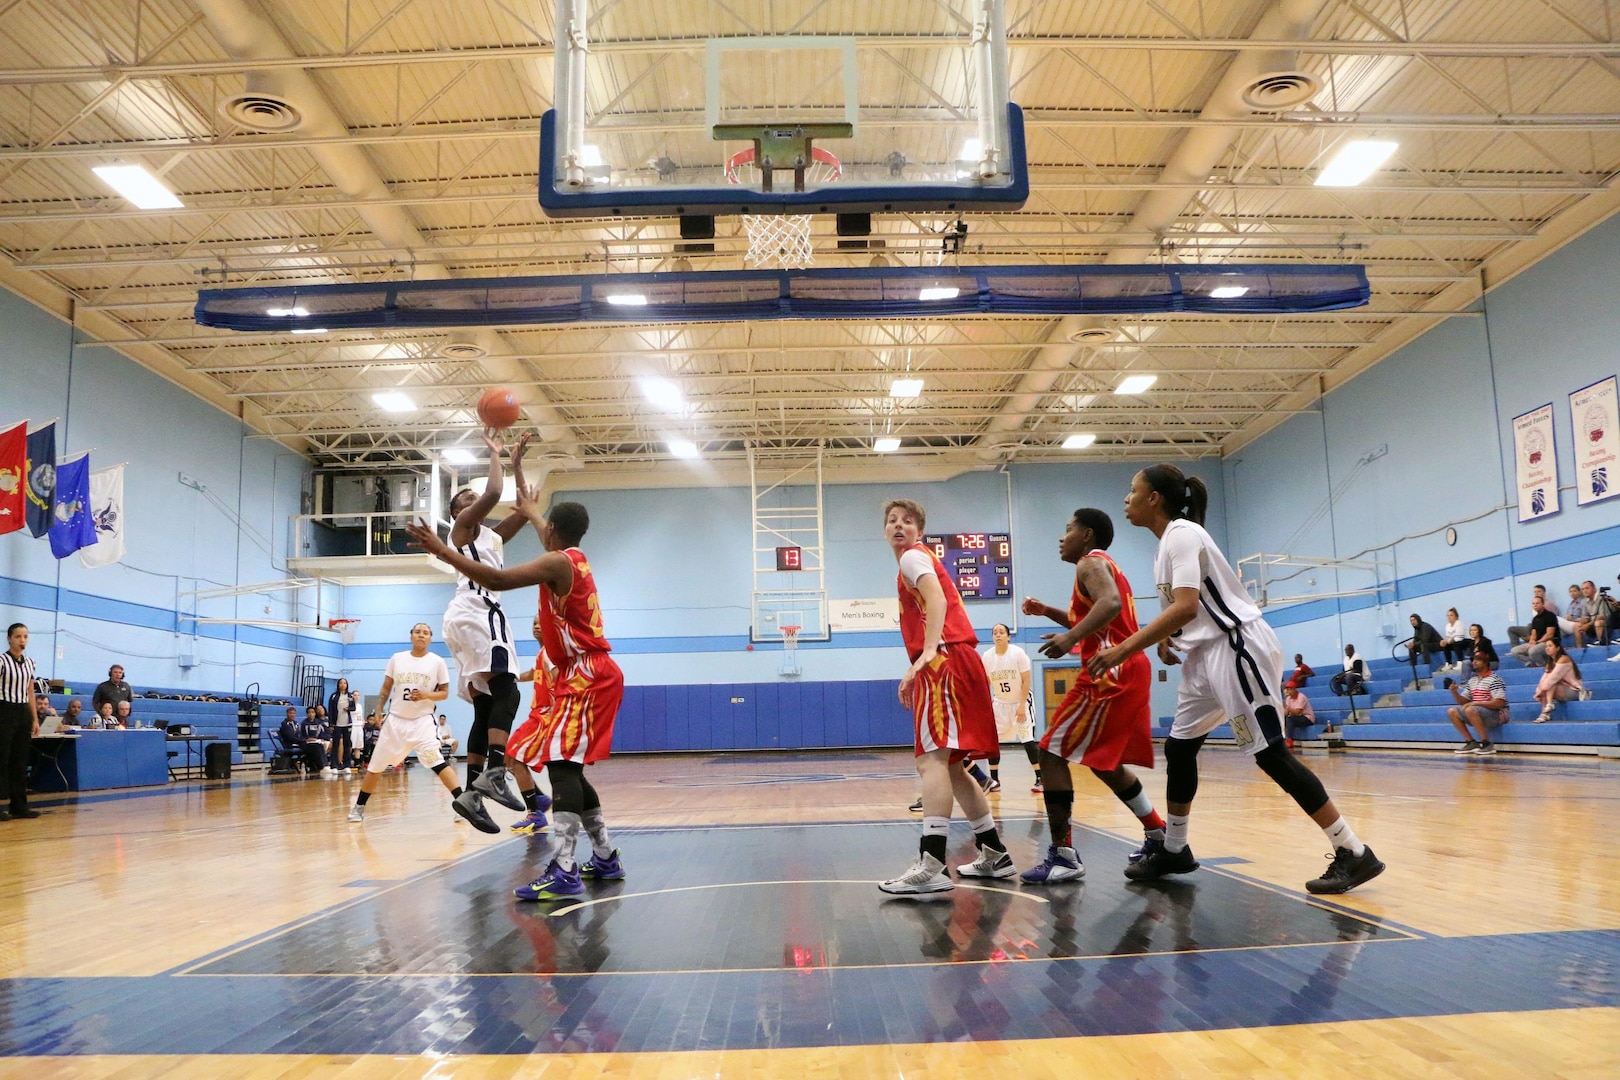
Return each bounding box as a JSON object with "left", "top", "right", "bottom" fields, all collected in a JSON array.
[
  {"left": 443, "top": 431, "right": 551, "bottom": 827},
  {"left": 346, "top": 623, "right": 499, "bottom": 831},
  {"left": 979, "top": 624, "right": 1042, "bottom": 792},
  {"left": 1086, "top": 464, "right": 1386, "bottom": 896}
]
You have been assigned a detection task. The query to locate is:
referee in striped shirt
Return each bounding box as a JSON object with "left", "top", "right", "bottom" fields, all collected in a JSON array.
[{"left": 1, "top": 623, "right": 42, "bottom": 820}]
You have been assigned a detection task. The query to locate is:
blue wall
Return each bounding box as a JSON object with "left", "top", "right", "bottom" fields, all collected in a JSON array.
[
  {"left": 0, "top": 285, "right": 322, "bottom": 699},
  {"left": 1225, "top": 212, "right": 1620, "bottom": 665}
]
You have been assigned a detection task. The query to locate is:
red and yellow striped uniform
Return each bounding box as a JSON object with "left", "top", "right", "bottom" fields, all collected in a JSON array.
[
  {"left": 509, "top": 548, "right": 624, "bottom": 766},
  {"left": 1041, "top": 549, "right": 1154, "bottom": 769},
  {"left": 897, "top": 542, "right": 996, "bottom": 760}
]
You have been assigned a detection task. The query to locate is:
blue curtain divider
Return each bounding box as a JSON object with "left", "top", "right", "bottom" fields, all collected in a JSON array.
[{"left": 196, "top": 263, "right": 1369, "bottom": 333}]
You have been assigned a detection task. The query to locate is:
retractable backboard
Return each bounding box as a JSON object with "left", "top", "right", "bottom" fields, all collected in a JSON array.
[{"left": 539, "top": 0, "right": 1027, "bottom": 217}]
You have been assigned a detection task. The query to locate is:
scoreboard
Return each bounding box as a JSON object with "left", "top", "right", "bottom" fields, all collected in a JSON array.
[{"left": 923, "top": 532, "right": 1013, "bottom": 600}]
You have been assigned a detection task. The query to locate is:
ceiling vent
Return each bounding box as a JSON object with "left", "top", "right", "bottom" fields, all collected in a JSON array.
[
  {"left": 221, "top": 74, "right": 304, "bottom": 132},
  {"left": 1240, "top": 71, "right": 1321, "bottom": 112},
  {"left": 438, "top": 336, "right": 489, "bottom": 360},
  {"left": 1067, "top": 327, "right": 1115, "bottom": 344}
]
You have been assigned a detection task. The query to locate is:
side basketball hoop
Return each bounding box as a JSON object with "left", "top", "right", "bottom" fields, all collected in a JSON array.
[
  {"left": 779, "top": 624, "right": 802, "bottom": 678},
  {"left": 327, "top": 618, "right": 362, "bottom": 645},
  {"left": 724, "top": 145, "right": 841, "bottom": 269}
]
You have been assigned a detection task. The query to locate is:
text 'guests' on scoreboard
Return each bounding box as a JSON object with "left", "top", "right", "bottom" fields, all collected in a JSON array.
[{"left": 924, "top": 533, "right": 1012, "bottom": 600}]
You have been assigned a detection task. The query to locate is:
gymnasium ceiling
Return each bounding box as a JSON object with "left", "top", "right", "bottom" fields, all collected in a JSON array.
[{"left": 2, "top": 0, "right": 1620, "bottom": 486}]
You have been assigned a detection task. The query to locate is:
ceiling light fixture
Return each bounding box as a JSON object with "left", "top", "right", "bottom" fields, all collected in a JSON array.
[
  {"left": 605, "top": 293, "right": 648, "bottom": 306},
  {"left": 91, "top": 164, "right": 183, "bottom": 209},
  {"left": 918, "top": 286, "right": 960, "bottom": 301},
  {"left": 442, "top": 447, "right": 477, "bottom": 465},
  {"left": 372, "top": 391, "right": 416, "bottom": 412},
  {"left": 1115, "top": 375, "right": 1158, "bottom": 395},
  {"left": 1209, "top": 286, "right": 1249, "bottom": 299},
  {"left": 469, "top": 476, "right": 518, "bottom": 501},
  {"left": 889, "top": 378, "right": 924, "bottom": 399},
  {"left": 639, "top": 376, "right": 685, "bottom": 411},
  {"left": 873, "top": 437, "right": 901, "bottom": 453},
  {"left": 1062, "top": 433, "right": 1097, "bottom": 450},
  {"left": 668, "top": 439, "right": 700, "bottom": 459},
  {"left": 290, "top": 327, "right": 327, "bottom": 334},
  {"left": 1315, "top": 139, "right": 1399, "bottom": 187},
  {"left": 267, "top": 306, "right": 309, "bottom": 317}
]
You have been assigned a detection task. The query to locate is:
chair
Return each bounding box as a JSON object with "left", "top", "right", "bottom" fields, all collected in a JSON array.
[{"left": 266, "top": 729, "right": 304, "bottom": 776}]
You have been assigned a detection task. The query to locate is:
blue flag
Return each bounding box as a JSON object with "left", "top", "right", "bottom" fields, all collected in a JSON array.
[
  {"left": 25, "top": 422, "right": 55, "bottom": 538},
  {"left": 49, "top": 453, "right": 97, "bottom": 559}
]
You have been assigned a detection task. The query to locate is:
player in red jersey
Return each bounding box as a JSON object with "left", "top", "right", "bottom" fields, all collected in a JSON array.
[
  {"left": 507, "top": 615, "right": 557, "bottom": 835},
  {"left": 879, "top": 498, "right": 1017, "bottom": 895},
  {"left": 1020, "top": 508, "right": 1166, "bottom": 883},
  {"left": 407, "top": 495, "right": 625, "bottom": 903}
]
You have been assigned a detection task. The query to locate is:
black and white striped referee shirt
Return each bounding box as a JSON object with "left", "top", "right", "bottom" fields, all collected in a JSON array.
[{"left": 0, "top": 649, "right": 36, "bottom": 705}]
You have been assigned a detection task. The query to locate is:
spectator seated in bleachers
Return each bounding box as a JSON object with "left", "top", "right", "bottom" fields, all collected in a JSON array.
[
  {"left": 1291, "top": 653, "right": 1314, "bottom": 687},
  {"left": 1283, "top": 682, "right": 1315, "bottom": 748},
  {"left": 1533, "top": 640, "right": 1587, "bottom": 722},
  {"left": 1446, "top": 651, "right": 1508, "bottom": 755},
  {"left": 90, "top": 700, "right": 119, "bottom": 729},
  {"left": 1561, "top": 584, "right": 1598, "bottom": 648},
  {"left": 1467, "top": 624, "right": 1499, "bottom": 669},
  {"left": 1330, "top": 645, "right": 1366, "bottom": 696},
  {"left": 114, "top": 700, "right": 134, "bottom": 728},
  {"left": 1578, "top": 579, "right": 1612, "bottom": 646},
  {"left": 279, "top": 707, "right": 332, "bottom": 776},
  {"left": 1437, "top": 608, "right": 1470, "bottom": 672},
  {"left": 33, "top": 693, "right": 56, "bottom": 721},
  {"left": 1406, "top": 613, "right": 1443, "bottom": 669},
  {"left": 1510, "top": 595, "right": 1560, "bottom": 666},
  {"left": 1507, "top": 585, "right": 1555, "bottom": 647},
  {"left": 60, "top": 699, "right": 83, "bottom": 727}
]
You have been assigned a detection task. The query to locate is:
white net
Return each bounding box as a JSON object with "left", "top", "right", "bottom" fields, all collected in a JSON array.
[
  {"left": 742, "top": 214, "right": 814, "bottom": 269},
  {"left": 779, "top": 625, "right": 802, "bottom": 677},
  {"left": 330, "top": 619, "right": 360, "bottom": 645}
]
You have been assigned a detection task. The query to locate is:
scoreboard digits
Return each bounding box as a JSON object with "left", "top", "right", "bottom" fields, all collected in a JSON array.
[{"left": 923, "top": 532, "right": 1013, "bottom": 600}]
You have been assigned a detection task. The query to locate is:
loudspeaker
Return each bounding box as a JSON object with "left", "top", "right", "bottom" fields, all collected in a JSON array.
[
  {"left": 204, "top": 742, "right": 232, "bottom": 780},
  {"left": 680, "top": 215, "right": 716, "bottom": 240}
]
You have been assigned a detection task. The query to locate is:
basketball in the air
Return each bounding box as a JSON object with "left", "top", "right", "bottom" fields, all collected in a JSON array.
[{"left": 476, "top": 386, "right": 521, "bottom": 430}]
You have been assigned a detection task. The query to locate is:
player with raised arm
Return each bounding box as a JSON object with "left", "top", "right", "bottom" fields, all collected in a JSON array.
[
  {"left": 443, "top": 430, "right": 551, "bottom": 827},
  {"left": 1019, "top": 508, "right": 1165, "bottom": 884},
  {"left": 407, "top": 488, "right": 625, "bottom": 902},
  {"left": 1087, "top": 465, "right": 1385, "bottom": 895},
  {"left": 880, "top": 498, "right": 1016, "bottom": 895},
  {"left": 347, "top": 623, "right": 498, "bottom": 831}
]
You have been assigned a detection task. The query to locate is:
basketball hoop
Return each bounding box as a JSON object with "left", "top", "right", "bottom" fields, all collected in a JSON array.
[
  {"left": 327, "top": 618, "right": 362, "bottom": 645},
  {"left": 779, "top": 624, "right": 802, "bottom": 677},
  {"left": 724, "top": 147, "right": 841, "bottom": 269}
]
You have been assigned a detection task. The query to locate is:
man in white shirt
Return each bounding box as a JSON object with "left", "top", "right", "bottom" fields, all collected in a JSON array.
[{"left": 346, "top": 623, "right": 497, "bottom": 831}]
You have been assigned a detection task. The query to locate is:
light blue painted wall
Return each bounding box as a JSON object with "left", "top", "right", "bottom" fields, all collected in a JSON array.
[
  {"left": 0, "top": 286, "right": 317, "bottom": 698},
  {"left": 1227, "top": 212, "right": 1620, "bottom": 666}
]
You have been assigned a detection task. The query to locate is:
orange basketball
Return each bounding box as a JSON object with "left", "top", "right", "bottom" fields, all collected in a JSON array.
[{"left": 476, "top": 386, "right": 521, "bottom": 430}]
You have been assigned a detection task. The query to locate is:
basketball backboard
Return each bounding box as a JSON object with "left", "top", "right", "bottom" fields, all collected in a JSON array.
[{"left": 539, "top": 0, "right": 1027, "bottom": 218}]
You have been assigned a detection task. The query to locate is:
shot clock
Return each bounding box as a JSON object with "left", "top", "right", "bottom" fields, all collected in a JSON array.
[{"left": 922, "top": 532, "right": 1013, "bottom": 600}]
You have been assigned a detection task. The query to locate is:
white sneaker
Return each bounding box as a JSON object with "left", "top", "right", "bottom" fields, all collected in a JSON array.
[
  {"left": 347, "top": 805, "right": 364, "bottom": 823},
  {"left": 1579, "top": 689, "right": 1593, "bottom": 701},
  {"left": 956, "top": 846, "right": 1018, "bottom": 879},
  {"left": 878, "top": 853, "right": 953, "bottom": 894},
  {"left": 1607, "top": 652, "right": 1620, "bottom": 662},
  {"left": 321, "top": 766, "right": 336, "bottom": 777}
]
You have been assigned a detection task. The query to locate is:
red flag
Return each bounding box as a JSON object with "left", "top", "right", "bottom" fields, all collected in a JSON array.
[{"left": 0, "top": 421, "right": 23, "bottom": 535}]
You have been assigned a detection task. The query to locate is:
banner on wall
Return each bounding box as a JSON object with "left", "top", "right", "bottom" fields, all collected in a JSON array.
[
  {"left": 79, "top": 463, "right": 125, "bottom": 568},
  {"left": 829, "top": 597, "right": 901, "bottom": 633},
  {"left": 48, "top": 452, "right": 97, "bottom": 559},
  {"left": 25, "top": 420, "right": 55, "bottom": 538},
  {"left": 1512, "top": 403, "right": 1560, "bottom": 522},
  {"left": 0, "top": 421, "right": 24, "bottom": 536},
  {"left": 1569, "top": 376, "right": 1619, "bottom": 506}
]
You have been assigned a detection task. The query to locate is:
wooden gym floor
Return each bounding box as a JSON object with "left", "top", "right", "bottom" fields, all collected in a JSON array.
[{"left": 1, "top": 745, "right": 1617, "bottom": 1078}]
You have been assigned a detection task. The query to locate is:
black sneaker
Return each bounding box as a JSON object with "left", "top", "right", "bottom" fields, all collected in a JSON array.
[
  {"left": 1306, "top": 844, "right": 1386, "bottom": 894},
  {"left": 1452, "top": 739, "right": 1480, "bottom": 755},
  {"left": 1124, "top": 843, "right": 1199, "bottom": 881},
  {"left": 908, "top": 797, "right": 923, "bottom": 813}
]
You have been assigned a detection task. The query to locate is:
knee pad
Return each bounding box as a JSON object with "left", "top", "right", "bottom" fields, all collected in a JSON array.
[
  {"left": 486, "top": 672, "right": 520, "bottom": 734},
  {"left": 548, "top": 760, "right": 585, "bottom": 814},
  {"left": 1163, "top": 735, "right": 1205, "bottom": 804},
  {"left": 1253, "top": 742, "right": 1330, "bottom": 815}
]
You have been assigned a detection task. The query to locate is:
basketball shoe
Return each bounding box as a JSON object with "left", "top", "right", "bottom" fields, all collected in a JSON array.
[
  {"left": 1019, "top": 844, "right": 1084, "bottom": 884},
  {"left": 472, "top": 766, "right": 527, "bottom": 811},
  {"left": 346, "top": 805, "right": 364, "bottom": 823},
  {"left": 582, "top": 850, "right": 626, "bottom": 880},
  {"left": 509, "top": 810, "right": 549, "bottom": 834},
  {"left": 956, "top": 845, "right": 1017, "bottom": 879},
  {"left": 452, "top": 789, "right": 501, "bottom": 834},
  {"left": 1306, "top": 845, "right": 1386, "bottom": 894},
  {"left": 878, "top": 853, "right": 953, "bottom": 894},
  {"left": 515, "top": 859, "right": 585, "bottom": 901},
  {"left": 1128, "top": 834, "right": 1164, "bottom": 864},
  {"left": 1124, "top": 843, "right": 1199, "bottom": 881}
]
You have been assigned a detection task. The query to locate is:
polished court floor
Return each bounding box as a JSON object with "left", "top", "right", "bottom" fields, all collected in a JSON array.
[{"left": 2, "top": 746, "right": 1617, "bottom": 1078}]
